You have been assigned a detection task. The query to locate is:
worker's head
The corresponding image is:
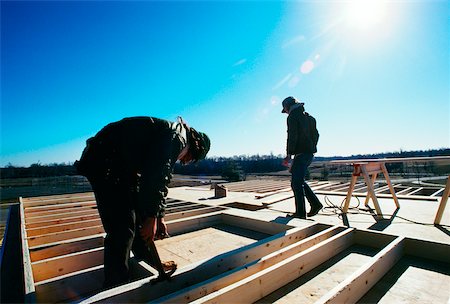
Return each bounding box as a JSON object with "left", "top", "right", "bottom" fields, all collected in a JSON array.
[
  {"left": 187, "top": 128, "right": 211, "bottom": 162},
  {"left": 281, "top": 96, "right": 304, "bottom": 114}
]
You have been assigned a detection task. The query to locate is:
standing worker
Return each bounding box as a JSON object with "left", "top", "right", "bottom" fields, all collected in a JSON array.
[
  {"left": 281, "top": 96, "right": 323, "bottom": 219},
  {"left": 75, "top": 116, "right": 210, "bottom": 288}
]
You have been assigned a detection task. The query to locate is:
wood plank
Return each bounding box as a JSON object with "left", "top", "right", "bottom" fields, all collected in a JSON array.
[
  {"left": 22, "top": 195, "right": 95, "bottom": 208},
  {"left": 25, "top": 204, "right": 98, "bottom": 219},
  {"left": 25, "top": 214, "right": 100, "bottom": 229},
  {"left": 34, "top": 258, "right": 152, "bottom": 303},
  {"left": 24, "top": 200, "right": 96, "bottom": 214},
  {"left": 25, "top": 209, "right": 99, "bottom": 224},
  {"left": 222, "top": 213, "right": 291, "bottom": 235},
  {"left": 32, "top": 248, "right": 104, "bottom": 282},
  {"left": 316, "top": 236, "right": 405, "bottom": 304},
  {"left": 26, "top": 218, "right": 103, "bottom": 237},
  {"left": 343, "top": 175, "right": 358, "bottom": 213},
  {"left": 403, "top": 238, "right": 450, "bottom": 263},
  {"left": 191, "top": 229, "right": 355, "bottom": 304},
  {"left": 165, "top": 212, "right": 223, "bottom": 236},
  {"left": 30, "top": 236, "right": 104, "bottom": 262},
  {"left": 434, "top": 175, "right": 450, "bottom": 225},
  {"left": 165, "top": 207, "right": 224, "bottom": 222},
  {"left": 79, "top": 224, "right": 339, "bottom": 303},
  {"left": 156, "top": 226, "right": 347, "bottom": 303},
  {"left": 19, "top": 198, "right": 36, "bottom": 302},
  {"left": 27, "top": 225, "right": 105, "bottom": 247},
  {"left": 381, "top": 163, "right": 400, "bottom": 208}
]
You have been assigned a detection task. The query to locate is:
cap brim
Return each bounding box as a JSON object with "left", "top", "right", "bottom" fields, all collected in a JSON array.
[{"left": 281, "top": 109, "right": 286, "bottom": 113}]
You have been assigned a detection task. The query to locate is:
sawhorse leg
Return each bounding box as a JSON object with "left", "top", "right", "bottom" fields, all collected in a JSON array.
[
  {"left": 343, "top": 174, "right": 358, "bottom": 213},
  {"left": 381, "top": 163, "right": 400, "bottom": 208},
  {"left": 434, "top": 175, "right": 450, "bottom": 225},
  {"left": 361, "top": 165, "right": 383, "bottom": 218},
  {"left": 364, "top": 173, "right": 378, "bottom": 207}
]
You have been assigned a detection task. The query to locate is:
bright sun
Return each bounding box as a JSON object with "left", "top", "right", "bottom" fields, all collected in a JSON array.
[{"left": 344, "top": 0, "right": 388, "bottom": 31}]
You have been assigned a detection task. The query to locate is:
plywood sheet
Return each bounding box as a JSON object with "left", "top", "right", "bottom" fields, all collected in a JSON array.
[
  {"left": 359, "top": 255, "right": 450, "bottom": 304},
  {"left": 157, "top": 224, "right": 269, "bottom": 268},
  {"left": 255, "top": 245, "right": 378, "bottom": 304}
]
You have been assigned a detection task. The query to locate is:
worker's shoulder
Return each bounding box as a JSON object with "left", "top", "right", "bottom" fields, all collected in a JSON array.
[{"left": 118, "top": 116, "right": 173, "bottom": 128}]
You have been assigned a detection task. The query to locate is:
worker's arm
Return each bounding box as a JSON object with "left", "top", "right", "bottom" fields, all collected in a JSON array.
[
  {"left": 139, "top": 216, "right": 157, "bottom": 243},
  {"left": 136, "top": 135, "right": 181, "bottom": 220},
  {"left": 286, "top": 114, "right": 299, "bottom": 155}
]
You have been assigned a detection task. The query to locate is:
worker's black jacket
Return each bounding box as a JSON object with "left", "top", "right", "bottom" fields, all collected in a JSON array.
[
  {"left": 76, "top": 117, "right": 186, "bottom": 218},
  {"left": 286, "top": 106, "right": 319, "bottom": 155}
]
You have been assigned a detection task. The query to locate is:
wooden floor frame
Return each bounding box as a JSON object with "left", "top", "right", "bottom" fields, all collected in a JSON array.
[{"left": 9, "top": 192, "right": 450, "bottom": 303}]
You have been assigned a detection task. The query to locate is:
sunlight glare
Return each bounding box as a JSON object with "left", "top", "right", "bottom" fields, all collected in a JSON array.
[{"left": 344, "top": 0, "right": 387, "bottom": 31}]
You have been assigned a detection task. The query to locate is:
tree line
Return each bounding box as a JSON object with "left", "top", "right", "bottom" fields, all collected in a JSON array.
[{"left": 1, "top": 148, "right": 449, "bottom": 180}]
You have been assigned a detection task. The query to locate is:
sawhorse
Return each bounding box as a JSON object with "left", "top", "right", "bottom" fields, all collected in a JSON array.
[{"left": 342, "top": 161, "right": 400, "bottom": 218}]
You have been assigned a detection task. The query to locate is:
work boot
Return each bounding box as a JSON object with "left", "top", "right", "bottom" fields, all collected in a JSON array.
[
  {"left": 286, "top": 213, "right": 306, "bottom": 220},
  {"left": 307, "top": 203, "right": 323, "bottom": 217}
]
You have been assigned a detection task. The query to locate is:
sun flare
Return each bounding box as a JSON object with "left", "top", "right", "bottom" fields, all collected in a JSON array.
[{"left": 344, "top": 0, "right": 388, "bottom": 31}]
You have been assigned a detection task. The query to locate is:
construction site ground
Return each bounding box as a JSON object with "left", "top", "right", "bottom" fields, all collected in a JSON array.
[{"left": 1, "top": 178, "right": 449, "bottom": 303}]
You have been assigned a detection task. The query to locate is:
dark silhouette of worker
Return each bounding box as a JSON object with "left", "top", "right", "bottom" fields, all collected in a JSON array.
[
  {"left": 75, "top": 116, "right": 210, "bottom": 288},
  {"left": 281, "top": 97, "right": 322, "bottom": 219}
]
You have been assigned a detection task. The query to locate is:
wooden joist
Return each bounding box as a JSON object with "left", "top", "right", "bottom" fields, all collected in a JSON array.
[
  {"left": 188, "top": 229, "right": 355, "bottom": 304},
  {"left": 11, "top": 188, "right": 450, "bottom": 304},
  {"left": 156, "top": 226, "right": 347, "bottom": 303}
]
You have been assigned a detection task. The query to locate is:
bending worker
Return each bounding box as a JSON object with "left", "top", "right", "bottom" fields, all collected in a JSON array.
[{"left": 75, "top": 116, "right": 210, "bottom": 288}]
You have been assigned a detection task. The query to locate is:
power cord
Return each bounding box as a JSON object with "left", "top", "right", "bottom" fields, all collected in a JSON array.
[{"left": 321, "top": 195, "right": 446, "bottom": 227}]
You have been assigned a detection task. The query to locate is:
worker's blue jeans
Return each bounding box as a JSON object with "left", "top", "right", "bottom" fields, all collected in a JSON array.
[{"left": 291, "top": 153, "right": 321, "bottom": 218}]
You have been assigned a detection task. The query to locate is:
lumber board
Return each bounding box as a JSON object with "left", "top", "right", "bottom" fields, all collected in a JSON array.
[
  {"left": 24, "top": 200, "right": 96, "bottom": 214},
  {"left": 35, "top": 265, "right": 104, "bottom": 303},
  {"left": 403, "top": 238, "right": 450, "bottom": 263},
  {"left": 192, "top": 228, "right": 355, "bottom": 304},
  {"left": 316, "top": 236, "right": 405, "bottom": 304},
  {"left": 434, "top": 175, "right": 450, "bottom": 225},
  {"left": 25, "top": 209, "right": 99, "bottom": 224},
  {"left": 22, "top": 194, "right": 95, "bottom": 208},
  {"left": 30, "top": 236, "right": 104, "bottom": 262},
  {"left": 35, "top": 257, "right": 154, "bottom": 303},
  {"left": 165, "top": 212, "right": 223, "bottom": 236},
  {"left": 222, "top": 213, "right": 291, "bottom": 235},
  {"left": 165, "top": 206, "right": 224, "bottom": 221},
  {"left": 25, "top": 213, "right": 100, "bottom": 229},
  {"left": 27, "top": 225, "right": 105, "bottom": 247},
  {"left": 156, "top": 226, "right": 347, "bottom": 303},
  {"left": 26, "top": 218, "right": 103, "bottom": 237},
  {"left": 79, "top": 224, "right": 337, "bottom": 303},
  {"left": 165, "top": 203, "right": 208, "bottom": 213},
  {"left": 353, "top": 229, "right": 398, "bottom": 249},
  {"left": 32, "top": 247, "right": 104, "bottom": 282},
  {"left": 19, "top": 198, "right": 36, "bottom": 302},
  {"left": 25, "top": 204, "right": 98, "bottom": 219},
  {"left": 21, "top": 192, "right": 93, "bottom": 202}
]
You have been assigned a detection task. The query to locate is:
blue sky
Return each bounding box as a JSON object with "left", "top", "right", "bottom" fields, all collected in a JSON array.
[{"left": 1, "top": 0, "right": 449, "bottom": 166}]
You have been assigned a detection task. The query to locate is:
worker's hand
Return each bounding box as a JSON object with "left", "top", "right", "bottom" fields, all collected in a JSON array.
[
  {"left": 282, "top": 156, "right": 291, "bottom": 167},
  {"left": 156, "top": 217, "right": 170, "bottom": 240},
  {"left": 140, "top": 216, "right": 157, "bottom": 244}
]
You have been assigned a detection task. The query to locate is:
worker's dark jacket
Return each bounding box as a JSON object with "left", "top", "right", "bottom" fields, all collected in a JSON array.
[
  {"left": 286, "top": 106, "right": 318, "bottom": 155},
  {"left": 76, "top": 117, "right": 187, "bottom": 218}
]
